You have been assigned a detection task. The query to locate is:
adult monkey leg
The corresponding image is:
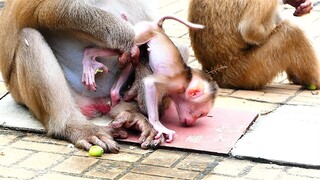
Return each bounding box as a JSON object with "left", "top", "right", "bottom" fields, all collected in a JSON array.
[
  {"left": 189, "top": 0, "right": 320, "bottom": 89},
  {"left": 216, "top": 21, "right": 320, "bottom": 89},
  {"left": 10, "top": 28, "right": 125, "bottom": 152}
]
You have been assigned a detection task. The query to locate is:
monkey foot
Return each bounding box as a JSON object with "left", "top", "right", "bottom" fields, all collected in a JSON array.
[
  {"left": 109, "top": 102, "right": 162, "bottom": 149},
  {"left": 67, "top": 121, "right": 127, "bottom": 153}
]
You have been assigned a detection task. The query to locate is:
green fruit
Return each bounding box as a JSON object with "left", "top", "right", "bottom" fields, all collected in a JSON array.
[
  {"left": 306, "top": 84, "right": 317, "bottom": 90},
  {"left": 89, "top": 145, "right": 104, "bottom": 157}
]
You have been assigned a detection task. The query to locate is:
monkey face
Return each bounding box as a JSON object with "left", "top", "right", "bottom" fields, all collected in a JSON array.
[{"left": 172, "top": 96, "right": 214, "bottom": 127}]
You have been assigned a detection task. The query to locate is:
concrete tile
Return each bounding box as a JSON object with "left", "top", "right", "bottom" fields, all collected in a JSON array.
[
  {"left": 176, "top": 153, "right": 217, "bottom": 171},
  {"left": 18, "top": 152, "right": 63, "bottom": 170},
  {"left": 120, "top": 106, "right": 258, "bottom": 154},
  {"left": 287, "top": 167, "right": 320, "bottom": 178},
  {"left": 0, "top": 166, "right": 36, "bottom": 179},
  {"left": 85, "top": 160, "right": 131, "bottom": 179},
  {"left": 231, "top": 90, "right": 291, "bottom": 103},
  {"left": 278, "top": 174, "right": 317, "bottom": 180},
  {"left": 0, "top": 134, "right": 18, "bottom": 146},
  {"left": 231, "top": 105, "right": 320, "bottom": 167},
  {"left": 0, "top": 94, "right": 112, "bottom": 133},
  {"left": 212, "top": 159, "right": 254, "bottom": 177},
  {"left": 10, "top": 140, "right": 74, "bottom": 154},
  {"left": 0, "top": 95, "right": 45, "bottom": 132},
  {"left": 141, "top": 149, "right": 186, "bottom": 167},
  {"left": 261, "top": 84, "right": 301, "bottom": 95},
  {"left": 53, "top": 156, "right": 98, "bottom": 174},
  {"left": 288, "top": 95, "right": 320, "bottom": 106},
  {"left": 120, "top": 173, "right": 172, "bottom": 180},
  {"left": 37, "top": 173, "right": 92, "bottom": 180},
  {"left": 288, "top": 90, "right": 320, "bottom": 106},
  {"left": 219, "top": 88, "right": 236, "bottom": 96},
  {"left": 0, "top": 81, "right": 8, "bottom": 98},
  {"left": 244, "top": 164, "right": 284, "bottom": 179},
  {"left": 131, "top": 164, "right": 199, "bottom": 179},
  {"left": 203, "top": 174, "right": 242, "bottom": 180},
  {"left": 0, "top": 147, "right": 33, "bottom": 166},
  {"left": 102, "top": 152, "right": 142, "bottom": 162},
  {"left": 215, "top": 96, "right": 278, "bottom": 115},
  {"left": 22, "top": 133, "right": 70, "bottom": 145}
]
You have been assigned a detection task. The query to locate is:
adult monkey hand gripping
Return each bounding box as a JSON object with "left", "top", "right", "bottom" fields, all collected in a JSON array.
[
  {"left": 189, "top": 0, "right": 320, "bottom": 90},
  {"left": 0, "top": 0, "right": 161, "bottom": 152}
]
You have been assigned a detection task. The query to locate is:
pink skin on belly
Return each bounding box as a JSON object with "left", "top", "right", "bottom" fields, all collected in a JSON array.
[{"left": 80, "top": 103, "right": 111, "bottom": 118}]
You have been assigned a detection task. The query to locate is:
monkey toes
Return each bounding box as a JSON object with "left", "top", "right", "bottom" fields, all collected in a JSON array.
[
  {"left": 109, "top": 102, "right": 163, "bottom": 149},
  {"left": 67, "top": 122, "right": 126, "bottom": 153}
]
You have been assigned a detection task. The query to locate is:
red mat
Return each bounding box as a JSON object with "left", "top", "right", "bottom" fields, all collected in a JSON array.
[{"left": 118, "top": 105, "right": 258, "bottom": 154}]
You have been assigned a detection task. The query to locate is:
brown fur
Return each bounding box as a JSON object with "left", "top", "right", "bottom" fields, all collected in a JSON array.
[{"left": 189, "top": 0, "right": 320, "bottom": 89}]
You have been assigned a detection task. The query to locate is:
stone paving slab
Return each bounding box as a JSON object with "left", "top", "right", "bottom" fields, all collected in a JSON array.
[
  {"left": 122, "top": 105, "right": 258, "bottom": 154},
  {"left": 0, "top": 94, "right": 258, "bottom": 154},
  {"left": 231, "top": 105, "right": 320, "bottom": 167},
  {"left": 0, "top": 94, "right": 111, "bottom": 132}
]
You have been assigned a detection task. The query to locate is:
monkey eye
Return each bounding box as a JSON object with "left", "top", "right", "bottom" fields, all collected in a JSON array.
[{"left": 197, "top": 113, "right": 205, "bottom": 118}]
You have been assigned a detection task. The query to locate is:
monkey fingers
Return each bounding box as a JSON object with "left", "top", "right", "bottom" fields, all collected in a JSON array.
[
  {"left": 154, "top": 126, "right": 176, "bottom": 143},
  {"left": 294, "top": 2, "right": 313, "bottom": 16},
  {"left": 109, "top": 102, "right": 161, "bottom": 149},
  {"left": 81, "top": 59, "right": 109, "bottom": 91},
  {"left": 284, "top": 0, "right": 313, "bottom": 16},
  {"left": 72, "top": 125, "right": 121, "bottom": 153}
]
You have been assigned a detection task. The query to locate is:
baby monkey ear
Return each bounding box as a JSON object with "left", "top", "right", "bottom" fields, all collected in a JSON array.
[{"left": 185, "top": 81, "right": 205, "bottom": 98}]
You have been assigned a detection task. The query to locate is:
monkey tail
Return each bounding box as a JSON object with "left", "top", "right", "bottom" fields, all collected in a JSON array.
[{"left": 157, "top": 15, "right": 205, "bottom": 30}]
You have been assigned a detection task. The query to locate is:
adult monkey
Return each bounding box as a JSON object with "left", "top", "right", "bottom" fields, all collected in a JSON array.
[
  {"left": 0, "top": 0, "right": 160, "bottom": 152},
  {"left": 189, "top": 0, "right": 320, "bottom": 90}
]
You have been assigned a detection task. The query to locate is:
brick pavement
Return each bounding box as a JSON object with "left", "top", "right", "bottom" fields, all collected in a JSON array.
[{"left": 1, "top": 0, "right": 320, "bottom": 179}]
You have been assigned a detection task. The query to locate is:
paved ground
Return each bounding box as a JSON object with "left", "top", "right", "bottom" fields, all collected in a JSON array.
[{"left": 1, "top": 0, "right": 320, "bottom": 179}]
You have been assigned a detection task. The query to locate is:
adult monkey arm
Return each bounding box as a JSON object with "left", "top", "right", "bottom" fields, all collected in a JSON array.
[{"left": 20, "top": 0, "right": 135, "bottom": 52}]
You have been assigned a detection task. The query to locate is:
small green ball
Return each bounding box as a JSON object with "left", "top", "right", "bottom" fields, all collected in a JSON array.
[
  {"left": 306, "top": 84, "right": 317, "bottom": 90},
  {"left": 89, "top": 145, "right": 104, "bottom": 157}
]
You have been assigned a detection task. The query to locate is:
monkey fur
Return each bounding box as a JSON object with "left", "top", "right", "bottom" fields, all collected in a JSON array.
[{"left": 189, "top": 0, "right": 320, "bottom": 90}]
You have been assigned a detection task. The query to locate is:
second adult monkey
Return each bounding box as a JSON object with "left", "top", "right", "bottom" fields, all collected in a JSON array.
[{"left": 189, "top": 0, "right": 320, "bottom": 90}]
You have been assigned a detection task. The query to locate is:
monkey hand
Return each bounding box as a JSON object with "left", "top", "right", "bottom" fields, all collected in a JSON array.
[
  {"left": 284, "top": 0, "right": 313, "bottom": 16},
  {"left": 118, "top": 45, "right": 140, "bottom": 67},
  {"left": 153, "top": 123, "right": 176, "bottom": 143},
  {"left": 81, "top": 59, "right": 109, "bottom": 91},
  {"left": 109, "top": 102, "right": 163, "bottom": 149},
  {"left": 67, "top": 121, "right": 127, "bottom": 153}
]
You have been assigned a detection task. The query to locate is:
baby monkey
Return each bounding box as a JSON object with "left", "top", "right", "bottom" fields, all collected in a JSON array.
[{"left": 82, "top": 16, "right": 219, "bottom": 142}]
